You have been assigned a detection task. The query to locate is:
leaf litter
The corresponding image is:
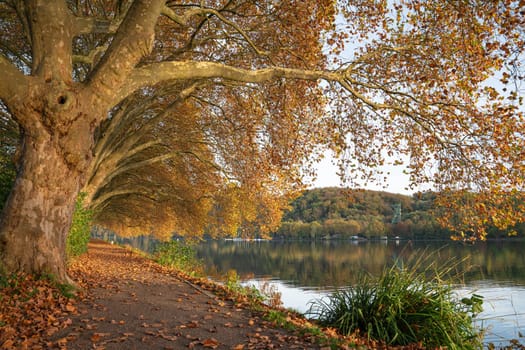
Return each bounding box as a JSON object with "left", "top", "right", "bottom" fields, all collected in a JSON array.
[{"left": 1, "top": 240, "right": 428, "bottom": 349}]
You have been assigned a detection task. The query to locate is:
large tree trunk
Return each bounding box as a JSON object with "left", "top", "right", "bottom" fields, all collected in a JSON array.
[
  {"left": 0, "top": 108, "right": 92, "bottom": 282},
  {"left": 0, "top": 1, "right": 162, "bottom": 282}
]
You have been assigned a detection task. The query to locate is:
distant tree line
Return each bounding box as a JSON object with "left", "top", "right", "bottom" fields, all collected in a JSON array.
[{"left": 271, "top": 188, "right": 525, "bottom": 240}]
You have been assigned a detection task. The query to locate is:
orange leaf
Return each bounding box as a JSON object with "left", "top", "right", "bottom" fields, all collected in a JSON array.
[
  {"left": 201, "top": 338, "right": 220, "bottom": 348},
  {"left": 1, "top": 339, "right": 15, "bottom": 349}
]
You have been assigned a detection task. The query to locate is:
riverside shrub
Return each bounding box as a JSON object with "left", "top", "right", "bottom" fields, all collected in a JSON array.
[
  {"left": 66, "top": 193, "right": 92, "bottom": 261},
  {"left": 153, "top": 240, "right": 203, "bottom": 275},
  {"left": 307, "top": 253, "right": 484, "bottom": 349}
]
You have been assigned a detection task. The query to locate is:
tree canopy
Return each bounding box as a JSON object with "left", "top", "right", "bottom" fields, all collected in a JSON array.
[{"left": 0, "top": 0, "right": 524, "bottom": 280}]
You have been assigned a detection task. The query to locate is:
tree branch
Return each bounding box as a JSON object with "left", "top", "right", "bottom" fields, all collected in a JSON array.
[
  {"left": 119, "top": 61, "right": 341, "bottom": 103},
  {"left": 91, "top": 184, "right": 186, "bottom": 210},
  {"left": 72, "top": 44, "right": 110, "bottom": 66},
  {"left": 0, "top": 55, "right": 29, "bottom": 103},
  {"left": 95, "top": 151, "right": 184, "bottom": 194},
  {"left": 160, "top": 5, "right": 187, "bottom": 26},
  {"left": 27, "top": 0, "right": 74, "bottom": 81},
  {"left": 86, "top": 0, "right": 164, "bottom": 108},
  {"left": 0, "top": 42, "right": 32, "bottom": 68},
  {"left": 122, "top": 61, "right": 457, "bottom": 155},
  {"left": 161, "top": 5, "right": 268, "bottom": 56},
  {"left": 71, "top": 0, "right": 132, "bottom": 35},
  {"left": 91, "top": 189, "right": 142, "bottom": 209},
  {"left": 71, "top": 17, "right": 120, "bottom": 35}
]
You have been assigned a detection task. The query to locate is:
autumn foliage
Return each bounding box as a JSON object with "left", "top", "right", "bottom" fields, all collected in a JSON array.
[
  {"left": 72, "top": 0, "right": 525, "bottom": 240},
  {"left": 0, "top": 0, "right": 524, "bottom": 280}
]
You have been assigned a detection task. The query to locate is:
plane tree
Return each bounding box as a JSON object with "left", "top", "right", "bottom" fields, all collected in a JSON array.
[
  {"left": 0, "top": 0, "right": 524, "bottom": 282},
  {"left": 84, "top": 82, "right": 301, "bottom": 239}
]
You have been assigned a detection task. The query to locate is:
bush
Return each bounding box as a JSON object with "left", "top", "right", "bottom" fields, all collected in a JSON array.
[
  {"left": 0, "top": 149, "right": 16, "bottom": 211},
  {"left": 307, "top": 253, "right": 484, "bottom": 349},
  {"left": 66, "top": 193, "right": 92, "bottom": 260},
  {"left": 153, "top": 240, "right": 203, "bottom": 275}
]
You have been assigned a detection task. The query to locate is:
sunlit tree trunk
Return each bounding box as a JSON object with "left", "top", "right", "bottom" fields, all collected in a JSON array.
[
  {"left": 0, "top": 0, "right": 161, "bottom": 282},
  {"left": 0, "top": 89, "right": 97, "bottom": 281}
]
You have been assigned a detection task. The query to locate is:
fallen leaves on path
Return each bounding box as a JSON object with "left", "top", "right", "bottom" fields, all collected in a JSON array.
[
  {"left": 0, "top": 273, "right": 78, "bottom": 349},
  {"left": 1, "top": 241, "right": 427, "bottom": 349}
]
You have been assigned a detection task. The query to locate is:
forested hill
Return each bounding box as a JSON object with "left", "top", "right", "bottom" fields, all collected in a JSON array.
[{"left": 272, "top": 188, "right": 523, "bottom": 240}]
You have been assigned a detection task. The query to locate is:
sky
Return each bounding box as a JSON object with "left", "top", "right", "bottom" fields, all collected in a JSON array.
[
  {"left": 309, "top": 154, "right": 415, "bottom": 195},
  {"left": 308, "top": 4, "right": 524, "bottom": 197},
  {"left": 310, "top": 12, "right": 418, "bottom": 196}
]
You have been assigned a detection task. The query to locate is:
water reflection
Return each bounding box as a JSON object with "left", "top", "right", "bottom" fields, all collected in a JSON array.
[
  {"left": 460, "top": 283, "right": 525, "bottom": 346},
  {"left": 195, "top": 239, "right": 525, "bottom": 347},
  {"left": 195, "top": 240, "right": 525, "bottom": 288}
]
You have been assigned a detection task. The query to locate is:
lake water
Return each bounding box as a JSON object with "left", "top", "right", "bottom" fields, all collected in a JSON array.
[{"left": 194, "top": 239, "right": 525, "bottom": 348}]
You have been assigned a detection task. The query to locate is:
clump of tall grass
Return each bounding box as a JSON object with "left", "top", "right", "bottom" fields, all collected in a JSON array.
[{"left": 307, "top": 252, "right": 484, "bottom": 349}]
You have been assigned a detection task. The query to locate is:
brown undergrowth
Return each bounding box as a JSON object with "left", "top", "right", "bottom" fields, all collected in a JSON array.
[{"left": 0, "top": 273, "right": 78, "bottom": 349}]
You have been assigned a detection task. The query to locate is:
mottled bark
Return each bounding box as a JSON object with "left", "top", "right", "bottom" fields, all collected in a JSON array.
[
  {"left": 0, "top": 77, "right": 98, "bottom": 279},
  {"left": 0, "top": 133, "right": 80, "bottom": 281},
  {"left": 0, "top": 0, "right": 163, "bottom": 281}
]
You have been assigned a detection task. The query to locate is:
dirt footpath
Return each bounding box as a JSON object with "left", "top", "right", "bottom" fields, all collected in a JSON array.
[{"left": 51, "top": 241, "right": 325, "bottom": 349}]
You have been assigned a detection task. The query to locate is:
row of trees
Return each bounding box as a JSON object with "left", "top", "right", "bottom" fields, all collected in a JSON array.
[
  {"left": 0, "top": 1, "right": 524, "bottom": 281},
  {"left": 272, "top": 188, "right": 525, "bottom": 240}
]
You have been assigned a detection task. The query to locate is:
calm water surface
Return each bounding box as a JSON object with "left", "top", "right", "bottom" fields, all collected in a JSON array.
[{"left": 195, "top": 240, "right": 525, "bottom": 347}]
